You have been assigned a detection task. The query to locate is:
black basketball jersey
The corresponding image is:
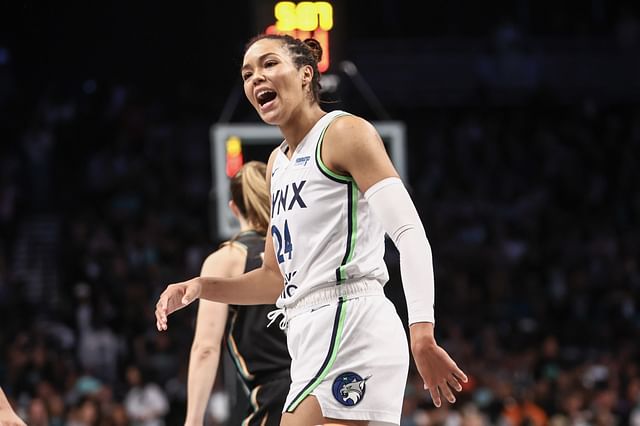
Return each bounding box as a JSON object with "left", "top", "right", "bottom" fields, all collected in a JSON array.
[{"left": 225, "top": 231, "right": 290, "bottom": 389}]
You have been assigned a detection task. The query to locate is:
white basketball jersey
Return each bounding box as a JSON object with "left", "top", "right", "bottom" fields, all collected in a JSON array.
[{"left": 270, "top": 110, "right": 389, "bottom": 308}]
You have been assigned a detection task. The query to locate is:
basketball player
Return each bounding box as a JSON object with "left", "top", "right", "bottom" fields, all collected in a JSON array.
[
  {"left": 156, "top": 34, "right": 467, "bottom": 425},
  {"left": 185, "top": 161, "right": 290, "bottom": 426}
]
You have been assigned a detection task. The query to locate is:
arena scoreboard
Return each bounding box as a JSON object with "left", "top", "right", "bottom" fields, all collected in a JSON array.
[{"left": 253, "top": 1, "right": 344, "bottom": 73}]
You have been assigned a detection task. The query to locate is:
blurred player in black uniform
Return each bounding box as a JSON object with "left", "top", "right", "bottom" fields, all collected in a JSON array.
[{"left": 184, "top": 161, "right": 290, "bottom": 426}]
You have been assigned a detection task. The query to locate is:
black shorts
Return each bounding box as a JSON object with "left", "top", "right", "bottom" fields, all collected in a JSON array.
[{"left": 228, "top": 376, "right": 290, "bottom": 426}]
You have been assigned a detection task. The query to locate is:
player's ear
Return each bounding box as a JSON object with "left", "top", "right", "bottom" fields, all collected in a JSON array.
[{"left": 301, "top": 65, "right": 313, "bottom": 86}]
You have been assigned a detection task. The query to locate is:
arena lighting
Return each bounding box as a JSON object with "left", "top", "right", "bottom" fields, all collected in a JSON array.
[
  {"left": 265, "top": 1, "right": 333, "bottom": 72},
  {"left": 225, "top": 136, "right": 244, "bottom": 177}
]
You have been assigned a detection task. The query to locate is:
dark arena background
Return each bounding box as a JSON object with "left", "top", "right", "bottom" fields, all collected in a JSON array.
[{"left": 1, "top": 0, "right": 640, "bottom": 424}]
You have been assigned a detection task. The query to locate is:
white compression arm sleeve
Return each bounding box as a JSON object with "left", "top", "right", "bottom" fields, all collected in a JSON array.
[{"left": 364, "top": 177, "right": 435, "bottom": 325}]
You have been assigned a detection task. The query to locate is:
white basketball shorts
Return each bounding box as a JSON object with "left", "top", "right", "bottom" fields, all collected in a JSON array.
[{"left": 282, "top": 278, "right": 410, "bottom": 425}]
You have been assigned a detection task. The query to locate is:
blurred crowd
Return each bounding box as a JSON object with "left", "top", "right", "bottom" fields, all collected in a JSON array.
[
  {"left": 395, "top": 100, "right": 640, "bottom": 425},
  {"left": 1, "top": 30, "right": 640, "bottom": 426}
]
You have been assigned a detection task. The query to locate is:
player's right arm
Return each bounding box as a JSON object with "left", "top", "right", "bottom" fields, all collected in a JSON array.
[
  {"left": 155, "top": 148, "right": 284, "bottom": 331},
  {"left": 185, "top": 245, "right": 244, "bottom": 425}
]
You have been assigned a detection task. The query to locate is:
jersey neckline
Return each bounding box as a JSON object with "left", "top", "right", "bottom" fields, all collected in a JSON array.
[{"left": 277, "top": 110, "right": 345, "bottom": 164}]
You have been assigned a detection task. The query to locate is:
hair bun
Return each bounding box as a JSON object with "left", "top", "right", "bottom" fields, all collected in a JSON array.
[{"left": 303, "top": 38, "right": 323, "bottom": 63}]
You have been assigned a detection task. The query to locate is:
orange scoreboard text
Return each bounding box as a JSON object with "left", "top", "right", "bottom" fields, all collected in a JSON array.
[{"left": 265, "top": 1, "right": 334, "bottom": 72}]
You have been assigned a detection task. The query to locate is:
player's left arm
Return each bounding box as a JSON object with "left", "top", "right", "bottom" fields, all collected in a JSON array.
[
  {"left": 322, "top": 114, "right": 398, "bottom": 193},
  {"left": 323, "top": 115, "right": 467, "bottom": 407}
]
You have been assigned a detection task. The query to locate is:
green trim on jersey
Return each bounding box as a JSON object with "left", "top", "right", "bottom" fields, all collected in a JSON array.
[
  {"left": 314, "top": 113, "right": 353, "bottom": 184},
  {"left": 314, "top": 113, "right": 360, "bottom": 283},
  {"left": 337, "top": 181, "right": 358, "bottom": 281},
  {"left": 285, "top": 297, "right": 348, "bottom": 412}
]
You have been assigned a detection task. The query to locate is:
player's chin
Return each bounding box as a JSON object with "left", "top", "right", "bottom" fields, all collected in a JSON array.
[
  {"left": 256, "top": 98, "right": 281, "bottom": 122},
  {"left": 258, "top": 109, "right": 280, "bottom": 125}
]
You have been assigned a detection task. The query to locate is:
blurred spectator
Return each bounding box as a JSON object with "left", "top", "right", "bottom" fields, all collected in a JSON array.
[
  {"left": 65, "top": 395, "right": 102, "bottom": 426},
  {"left": 77, "top": 306, "right": 123, "bottom": 385},
  {"left": 123, "top": 365, "right": 169, "bottom": 426},
  {"left": 502, "top": 387, "right": 548, "bottom": 426},
  {"left": 27, "top": 398, "right": 49, "bottom": 426}
]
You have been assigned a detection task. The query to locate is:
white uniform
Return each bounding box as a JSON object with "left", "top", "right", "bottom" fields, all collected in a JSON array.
[
  {"left": 269, "top": 110, "right": 409, "bottom": 425},
  {"left": 270, "top": 110, "right": 389, "bottom": 305}
]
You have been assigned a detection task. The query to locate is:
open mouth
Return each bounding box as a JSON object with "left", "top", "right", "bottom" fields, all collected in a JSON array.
[{"left": 257, "top": 90, "right": 277, "bottom": 107}]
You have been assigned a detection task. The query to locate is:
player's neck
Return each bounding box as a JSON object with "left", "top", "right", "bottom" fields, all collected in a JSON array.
[
  {"left": 281, "top": 106, "right": 326, "bottom": 155},
  {"left": 238, "top": 216, "right": 252, "bottom": 231}
]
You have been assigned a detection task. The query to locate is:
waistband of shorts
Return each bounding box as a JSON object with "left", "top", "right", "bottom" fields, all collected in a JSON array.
[{"left": 284, "top": 278, "right": 384, "bottom": 318}]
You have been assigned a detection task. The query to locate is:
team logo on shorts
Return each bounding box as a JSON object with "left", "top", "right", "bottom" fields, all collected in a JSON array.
[{"left": 332, "top": 372, "right": 371, "bottom": 406}]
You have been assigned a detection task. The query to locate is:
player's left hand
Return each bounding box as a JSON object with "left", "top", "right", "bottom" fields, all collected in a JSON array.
[{"left": 409, "top": 322, "right": 468, "bottom": 408}]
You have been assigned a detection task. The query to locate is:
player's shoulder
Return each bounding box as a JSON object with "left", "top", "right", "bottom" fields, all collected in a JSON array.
[
  {"left": 269, "top": 145, "right": 281, "bottom": 158},
  {"left": 325, "top": 112, "right": 381, "bottom": 155},
  {"left": 267, "top": 145, "right": 281, "bottom": 167},
  {"left": 331, "top": 112, "right": 372, "bottom": 128},
  {"left": 327, "top": 113, "right": 378, "bottom": 140},
  {"left": 266, "top": 145, "right": 282, "bottom": 186},
  {"left": 201, "top": 243, "right": 246, "bottom": 275}
]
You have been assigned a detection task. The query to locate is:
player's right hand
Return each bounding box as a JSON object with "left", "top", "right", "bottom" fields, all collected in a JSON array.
[{"left": 155, "top": 278, "right": 202, "bottom": 331}]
